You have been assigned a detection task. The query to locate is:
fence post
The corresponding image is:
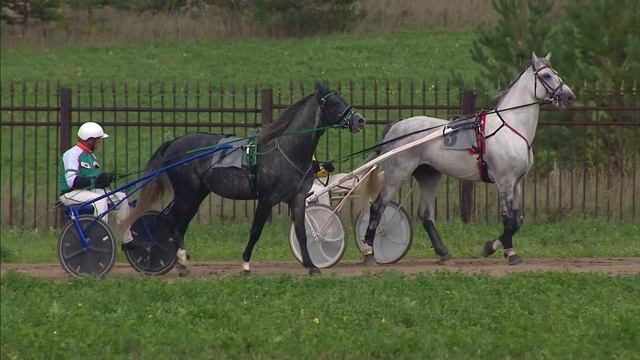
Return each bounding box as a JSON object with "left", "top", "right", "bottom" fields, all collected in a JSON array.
[
  {"left": 59, "top": 88, "right": 72, "bottom": 154},
  {"left": 58, "top": 88, "right": 72, "bottom": 226},
  {"left": 459, "top": 90, "right": 476, "bottom": 223},
  {"left": 261, "top": 88, "right": 273, "bottom": 125}
]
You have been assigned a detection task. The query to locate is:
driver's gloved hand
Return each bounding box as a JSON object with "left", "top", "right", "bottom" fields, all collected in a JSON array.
[{"left": 95, "top": 172, "right": 116, "bottom": 188}]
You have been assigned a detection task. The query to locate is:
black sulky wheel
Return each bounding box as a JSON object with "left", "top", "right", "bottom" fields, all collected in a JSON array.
[
  {"left": 124, "top": 211, "right": 178, "bottom": 275},
  {"left": 58, "top": 215, "right": 116, "bottom": 278}
]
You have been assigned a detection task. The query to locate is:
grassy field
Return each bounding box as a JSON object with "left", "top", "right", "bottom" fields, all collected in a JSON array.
[
  {"left": 0, "top": 29, "right": 477, "bottom": 86},
  {"left": 2, "top": 26, "right": 639, "bottom": 360},
  {"left": 2, "top": 271, "right": 639, "bottom": 359},
  {"left": 2, "top": 217, "right": 639, "bottom": 264}
]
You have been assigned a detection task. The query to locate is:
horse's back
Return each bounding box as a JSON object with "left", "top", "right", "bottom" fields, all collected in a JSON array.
[
  {"left": 380, "top": 116, "right": 481, "bottom": 181},
  {"left": 381, "top": 116, "right": 447, "bottom": 152},
  {"left": 164, "top": 133, "right": 227, "bottom": 158}
]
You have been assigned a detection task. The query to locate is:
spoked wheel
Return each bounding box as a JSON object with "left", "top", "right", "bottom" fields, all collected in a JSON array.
[
  {"left": 58, "top": 215, "right": 116, "bottom": 278},
  {"left": 125, "top": 211, "right": 178, "bottom": 275},
  {"left": 355, "top": 201, "right": 413, "bottom": 264},
  {"left": 289, "top": 204, "right": 346, "bottom": 269}
]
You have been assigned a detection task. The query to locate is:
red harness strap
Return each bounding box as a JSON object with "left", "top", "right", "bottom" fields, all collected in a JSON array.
[{"left": 470, "top": 112, "right": 494, "bottom": 183}]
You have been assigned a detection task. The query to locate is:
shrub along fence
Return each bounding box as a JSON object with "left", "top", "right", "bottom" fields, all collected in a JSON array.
[{"left": 1, "top": 80, "right": 638, "bottom": 229}]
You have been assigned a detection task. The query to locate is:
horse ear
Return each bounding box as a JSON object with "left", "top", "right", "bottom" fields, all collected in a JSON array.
[
  {"left": 532, "top": 51, "right": 539, "bottom": 63},
  {"left": 544, "top": 52, "right": 551, "bottom": 61},
  {"left": 315, "top": 81, "right": 328, "bottom": 92}
]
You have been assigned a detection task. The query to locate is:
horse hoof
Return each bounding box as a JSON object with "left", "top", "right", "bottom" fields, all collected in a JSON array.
[
  {"left": 242, "top": 261, "right": 251, "bottom": 272},
  {"left": 482, "top": 240, "right": 497, "bottom": 257},
  {"left": 178, "top": 268, "right": 190, "bottom": 277},
  {"left": 363, "top": 254, "right": 377, "bottom": 266},
  {"left": 308, "top": 267, "right": 321, "bottom": 276},
  {"left": 507, "top": 254, "right": 524, "bottom": 265},
  {"left": 437, "top": 254, "right": 452, "bottom": 264}
]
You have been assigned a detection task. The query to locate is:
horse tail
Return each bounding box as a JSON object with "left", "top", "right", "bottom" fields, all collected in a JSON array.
[
  {"left": 122, "top": 140, "right": 173, "bottom": 230},
  {"left": 356, "top": 150, "right": 385, "bottom": 215}
]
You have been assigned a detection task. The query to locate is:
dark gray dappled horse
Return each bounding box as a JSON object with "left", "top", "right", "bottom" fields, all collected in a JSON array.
[
  {"left": 360, "top": 52, "right": 575, "bottom": 265},
  {"left": 124, "top": 83, "right": 365, "bottom": 274}
]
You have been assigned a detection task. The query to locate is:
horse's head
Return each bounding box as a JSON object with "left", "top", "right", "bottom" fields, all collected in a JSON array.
[
  {"left": 315, "top": 82, "right": 366, "bottom": 133},
  {"left": 531, "top": 52, "right": 575, "bottom": 108}
]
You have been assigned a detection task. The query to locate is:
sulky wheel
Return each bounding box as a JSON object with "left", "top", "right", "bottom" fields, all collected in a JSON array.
[
  {"left": 355, "top": 201, "right": 413, "bottom": 264},
  {"left": 124, "top": 211, "right": 178, "bottom": 275},
  {"left": 58, "top": 215, "right": 116, "bottom": 278},
  {"left": 289, "top": 204, "right": 346, "bottom": 269}
]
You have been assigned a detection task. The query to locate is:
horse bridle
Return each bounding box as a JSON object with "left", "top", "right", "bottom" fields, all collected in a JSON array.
[
  {"left": 532, "top": 62, "right": 566, "bottom": 105},
  {"left": 318, "top": 91, "right": 357, "bottom": 130}
]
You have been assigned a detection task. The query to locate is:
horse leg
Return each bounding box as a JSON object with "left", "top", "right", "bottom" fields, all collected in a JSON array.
[
  {"left": 166, "top": 191, "right": 208, "bottom": 276},
  {"left": 363, "top": 178, "right": 402, "bottom": 265},
  {"left": 290, "top": 193, "right": 320, "bottom": 275},
  {"left": 413, "top": 166, "right": 450, "bottom": 263},
  {"left": 482, "top": 180, "right": 524, "bottom": 265},
  {"left": 241, "top": 199, "right": 272, "bottom": 273}
]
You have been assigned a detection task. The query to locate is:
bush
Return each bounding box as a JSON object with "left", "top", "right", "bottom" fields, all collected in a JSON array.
[
  {"left": 1, "top": 0, "right": 62, "bottom": 25},
  {"left": 250, "top": 0, "right": 360, "bottom": 37}
]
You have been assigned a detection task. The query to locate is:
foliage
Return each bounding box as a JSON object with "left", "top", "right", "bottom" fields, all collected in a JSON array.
[
  {"left": 0, "top": 244, "right": 12, "bottom": 261},
  {"left": 467, "top": 0, "right": 555, "bottom": 92},
  {"left": 251, "top": 0, "right": 361, "bottom": 37},
  {"left": 464, "top": 0, "right": 640, "bottom": 172},
  {"left": 1, "top": 0, "right": 62, "bottom": 25},
  {"left": 551, "top": 0, "right": 640, "bottom": 90},
  {"left": 2, "top": 0, "right": 360, "bottom": 36},
  {"left": 2, "top": 272, "right": 640, "bottom": 358}
]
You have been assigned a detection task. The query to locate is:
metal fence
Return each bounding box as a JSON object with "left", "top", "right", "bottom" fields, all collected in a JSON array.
[{"left": 1, "top": 80, "right": 638, "bottom": 229}]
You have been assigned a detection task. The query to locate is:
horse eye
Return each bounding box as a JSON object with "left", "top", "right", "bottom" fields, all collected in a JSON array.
[{"left": 543, "top": 73, "right": 552, "bottom": 79}]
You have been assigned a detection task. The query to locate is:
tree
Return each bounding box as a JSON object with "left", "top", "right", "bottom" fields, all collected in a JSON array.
[
  {"left": 251, "top": 0, "right": 360, "bottom": 37},
  {"left": 469, "top": 0, "right": 555, "bottom": 89},
  {"left": 2, "top": 0, "right": 61, "bottom": 28},
  {"left": 550, "top": 0, "right": 640, "bottom": 91}
]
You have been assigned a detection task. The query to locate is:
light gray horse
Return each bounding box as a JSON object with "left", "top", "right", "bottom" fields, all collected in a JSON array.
[{"left": 359, "top": 52, "right": 575, "bottom": 265}]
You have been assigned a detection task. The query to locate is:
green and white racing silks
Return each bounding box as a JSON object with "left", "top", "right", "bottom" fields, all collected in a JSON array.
[{"left": 59, "top": 145, "right": 101, "bottom": 194}]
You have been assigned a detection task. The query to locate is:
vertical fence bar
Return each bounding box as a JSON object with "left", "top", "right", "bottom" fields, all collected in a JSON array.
[
  {"left": 20, "top": 82, "right": 27, "bottom": 227},
  {"left": 59, "top": 88, "right": 72, "bottom": 155},
  {"left": 207, "top": 82, "right": 214, "bottom": 221},
  {"left": 45, "top": 81, "right": 51, "bottom": 228},
  {"left": 8, "top": 82, "right": 15, "bottom": 227},
  {"left": 58, "top": 88, "right": 72, "bottom": 225},
  {"left": 261, "top": 88, "right": 273, "bottom": 125},
  {"left": 33, "top": 82, "right": 39, "bottom": 229},
  {"left": 459, "top": 90, "right": 476, "bottom": 223}
]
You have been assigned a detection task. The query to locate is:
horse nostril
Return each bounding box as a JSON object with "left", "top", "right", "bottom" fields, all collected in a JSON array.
[
  {"left": 358, "top": 117, "right": 365, "bottom": 125},
  {"left": 566, "top": 93, "right": 575, "bottom": 103}
]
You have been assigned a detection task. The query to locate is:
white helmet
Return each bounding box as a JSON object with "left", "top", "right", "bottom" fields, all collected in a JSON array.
[{"left": 78, "top": 122, "right": 109, "bottom": 140}]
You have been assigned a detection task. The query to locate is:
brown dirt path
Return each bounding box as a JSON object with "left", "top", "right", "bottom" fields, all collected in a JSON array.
[{"left": 2, "top": 258, "right": 639, "bottom": 281}]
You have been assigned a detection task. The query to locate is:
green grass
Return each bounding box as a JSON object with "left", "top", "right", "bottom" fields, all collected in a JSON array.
[
  {"left": 2, "top": 271, "right": 639, "bottom": 359},
  {"left": 2, "top": 217, "right": 638, "bottom": 264},
  {"left": 0, "top": 29, "right": 477, "bottom": 86}
]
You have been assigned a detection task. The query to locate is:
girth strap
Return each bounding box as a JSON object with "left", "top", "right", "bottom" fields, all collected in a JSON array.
[{"left": 472, "top": 112, "right": 494, "bottom": 183}]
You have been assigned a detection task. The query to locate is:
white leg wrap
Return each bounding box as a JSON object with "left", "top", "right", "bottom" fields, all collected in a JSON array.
[
  {"left": 504, "top": 248, "right": 517, "bottom": 257},
  {"left": 362, "top": 243, "right": 373, "bottom": 256},
  {"left": 492, "top": 239, "right": 501, "bottom": 251},
  {"left": 242, "top": 261, "right": 251, "bottom": 272},
  {"left": 177, "top": 248, "right": 188, "bottom": 265}
]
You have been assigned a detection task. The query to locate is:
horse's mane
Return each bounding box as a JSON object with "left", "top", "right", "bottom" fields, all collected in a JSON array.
[
  {"left": 257, "top": 94, "right": 314, "bottom": 145},
  {"left": 496, "top": 59, "right": 550, "bottom": 108}
]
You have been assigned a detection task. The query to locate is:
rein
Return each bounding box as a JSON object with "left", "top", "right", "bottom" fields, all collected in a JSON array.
[{"left": 341, "top": 99, "right": 545, "bottom": 162}]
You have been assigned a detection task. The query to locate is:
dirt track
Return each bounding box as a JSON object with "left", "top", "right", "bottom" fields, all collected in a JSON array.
[{"left": 2, "top": 258, "right": 639, "bottom": 280}]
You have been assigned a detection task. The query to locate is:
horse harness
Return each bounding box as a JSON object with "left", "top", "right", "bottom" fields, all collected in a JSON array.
[{"left": 446, "top": 109, "right": 534, "bottom": 184}]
